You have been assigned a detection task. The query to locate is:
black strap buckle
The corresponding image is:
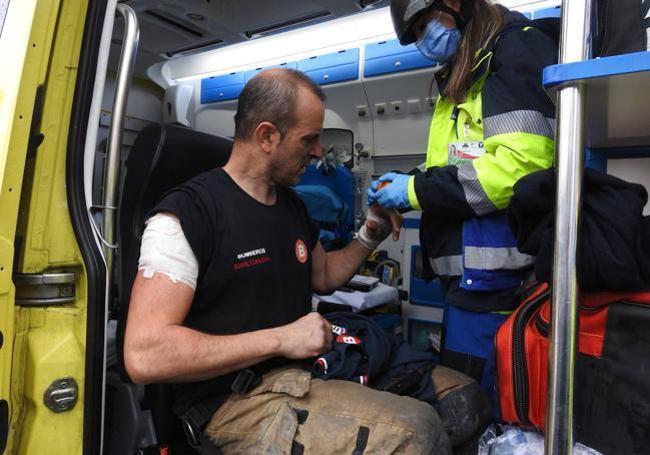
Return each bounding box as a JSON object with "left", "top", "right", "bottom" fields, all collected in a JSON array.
[
  {"left": 231, "top": 368, "right": 261, "bottom": 394},
  {"left": 182, "top": 419, "right": 201, "bottom": 450},
  {"left": 182, "top": 398, "right": 227, "bottom": 450}
]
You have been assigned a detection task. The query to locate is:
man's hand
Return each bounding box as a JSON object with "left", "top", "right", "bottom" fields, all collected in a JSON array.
[
  {"left": 275, "top": 312, "right": 333, "bottom": 359},
  {"left": 357, "top": 205, "right": 403, "bottom": 250},
  {"left": 366, "top": 205, "right": 403, "bottom": 242}
]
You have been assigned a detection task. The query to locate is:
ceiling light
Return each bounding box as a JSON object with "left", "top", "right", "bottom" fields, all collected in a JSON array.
[{"left": 169, "top": 7, "right": 395, "bottom": 81}]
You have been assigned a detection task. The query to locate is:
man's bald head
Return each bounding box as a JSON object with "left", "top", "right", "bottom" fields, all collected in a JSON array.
[{"left": 233, "top": 68, "right": 326, "bottom": 141}]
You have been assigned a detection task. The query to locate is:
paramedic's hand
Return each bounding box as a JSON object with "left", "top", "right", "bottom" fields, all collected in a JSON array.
[
  {"left": 277, "top": 312, "right": 333, "bottom": 359},
  {"left": 367, "top": 172, "right": 412, "bottom": 210}
]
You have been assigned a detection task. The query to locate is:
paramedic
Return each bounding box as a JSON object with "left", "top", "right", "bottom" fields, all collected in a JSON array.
[
  {"left": 124, "top": 68, "right": 485, "bottom": 454},
  {"left": 369, "top": 0, "right": 557, "bottom": 397}
]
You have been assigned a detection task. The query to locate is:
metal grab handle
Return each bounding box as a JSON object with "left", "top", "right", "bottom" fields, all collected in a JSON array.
[
  {"left": 546, "top": 1, "right": 591, "bottom": 454},
  {"left": 101, "top": 4, "right": 139, "bottom": 268}
]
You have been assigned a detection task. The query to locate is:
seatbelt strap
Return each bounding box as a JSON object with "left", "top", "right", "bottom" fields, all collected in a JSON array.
[
  {"left": 183, "top": 360, "right": 291, "bottom": 452},
  {"left": 196, "top": 432, "right": 222, "bottom": 455},
  {"left": 182, "top": 396, "right": 228, "bottom": 452},
  {"left": 182, "top": 366, "right": 269, "bottom": 452},
  {"left": 185, "top": 398, "right": 225, "bottom": 431}
]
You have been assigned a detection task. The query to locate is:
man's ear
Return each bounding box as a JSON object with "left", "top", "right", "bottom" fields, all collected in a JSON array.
[{"left": 254, "top": 121, "right": 281, "bottom": 154}]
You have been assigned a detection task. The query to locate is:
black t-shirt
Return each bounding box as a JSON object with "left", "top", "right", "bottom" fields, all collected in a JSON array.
[{"left": 150, "top": 168, "right": 318, "bottom": 412}]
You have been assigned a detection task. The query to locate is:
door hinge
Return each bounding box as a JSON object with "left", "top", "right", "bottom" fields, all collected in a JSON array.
[{"left": 13, "top": 272, "right": 75, "bottom": 306}]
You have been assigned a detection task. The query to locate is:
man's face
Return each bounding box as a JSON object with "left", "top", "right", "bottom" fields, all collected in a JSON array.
[{"left": 270, "top": 87, "right": 325, "bottom": 186}]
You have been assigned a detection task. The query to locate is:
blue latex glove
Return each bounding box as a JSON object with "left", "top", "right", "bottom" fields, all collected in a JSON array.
[{"left": 366, "top": 172, "right": 411, "bottom": 210}]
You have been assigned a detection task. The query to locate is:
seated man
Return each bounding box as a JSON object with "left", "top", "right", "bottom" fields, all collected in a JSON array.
[{"left": 124, "top": 68, "right": 488, "bottom": 454}]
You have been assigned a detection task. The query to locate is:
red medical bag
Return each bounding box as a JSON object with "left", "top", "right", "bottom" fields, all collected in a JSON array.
[{"left": 496, "top": 283, "right": 650, "bottom": 454}]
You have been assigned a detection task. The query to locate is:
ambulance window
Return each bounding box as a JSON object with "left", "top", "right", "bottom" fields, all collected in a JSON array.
[{"left": 0, "top": 0, "right": 9, "bottom": 38}]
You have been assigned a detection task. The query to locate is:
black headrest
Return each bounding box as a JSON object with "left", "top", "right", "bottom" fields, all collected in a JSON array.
[{"left": 116, "top": 123, "right": 232, "bottom": 331}]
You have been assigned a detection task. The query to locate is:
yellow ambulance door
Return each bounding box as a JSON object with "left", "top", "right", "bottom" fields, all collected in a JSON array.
[{"left": 0, "top": 0, "right": 92, "bottom": 453}]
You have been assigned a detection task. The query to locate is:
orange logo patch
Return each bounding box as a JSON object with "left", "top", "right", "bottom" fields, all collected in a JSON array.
[{"left": 295, "top": 239, "right": 308, "bottom": 264}]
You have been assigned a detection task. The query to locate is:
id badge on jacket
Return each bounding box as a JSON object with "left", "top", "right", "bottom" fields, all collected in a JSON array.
[{"left": 448, "top": 141, "right": 486, "bottom": 167}]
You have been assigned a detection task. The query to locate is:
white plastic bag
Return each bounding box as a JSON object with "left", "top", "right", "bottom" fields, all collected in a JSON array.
[{"left": 478, "top": 425, "right": 603, "bottom": 455}]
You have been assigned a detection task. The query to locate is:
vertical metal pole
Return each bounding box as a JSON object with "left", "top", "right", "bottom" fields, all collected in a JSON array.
[
  {"left": 546, "top": 1, "right": 591, "bottom": 454},
  {"left": 101, "top": 4, "right": 139, "bottom": 283},
  {"left": 99, "top": 5, "right": 138, "bottom": 454}
]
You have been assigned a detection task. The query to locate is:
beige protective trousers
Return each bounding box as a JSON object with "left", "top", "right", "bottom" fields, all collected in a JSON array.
[{"left": 204, "top": 366, "right": 474, "bottom": 454}]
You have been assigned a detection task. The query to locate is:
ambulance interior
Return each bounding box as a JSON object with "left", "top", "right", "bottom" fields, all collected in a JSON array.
[{"left": 86, "top": 0, "right": 650, "bottom": 452}]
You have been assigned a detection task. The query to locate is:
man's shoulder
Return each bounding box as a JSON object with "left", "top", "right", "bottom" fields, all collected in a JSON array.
[
  {"left": 165, "top": 168, "right": 228, "bottom": 205},
  {"left": 151, "top": 168, "right": 224, "bottom": 221},
  {"left": 180, "top": 168, "right": 223, "bottom": 192}
]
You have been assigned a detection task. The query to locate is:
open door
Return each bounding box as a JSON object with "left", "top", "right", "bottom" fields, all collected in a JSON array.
[{"left": 0, "top": 0, "right": 101, "bottom": 453}]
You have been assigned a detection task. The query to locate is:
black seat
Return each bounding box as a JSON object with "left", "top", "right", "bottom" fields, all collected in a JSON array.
[
  {"left": 117, "top": 124, "right": 232, "bottom": 316},
  {"left": 109, "top": 123, "right": 232, "bottom": 453}
]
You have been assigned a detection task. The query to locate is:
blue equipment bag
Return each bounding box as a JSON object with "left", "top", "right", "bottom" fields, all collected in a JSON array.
[{"left": 294, "top": 164, "right": 355, "bottom": 251}]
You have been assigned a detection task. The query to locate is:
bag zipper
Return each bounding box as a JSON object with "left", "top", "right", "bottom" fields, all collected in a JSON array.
[
  {"left": 535, "top": 314, "right": 549, "bottom": 338},
  {"left": 534, "top": 298, "right": 618, "bottom": 339},
  {"left": 512, "top": 288, "right": 550, "bottom": 425}
]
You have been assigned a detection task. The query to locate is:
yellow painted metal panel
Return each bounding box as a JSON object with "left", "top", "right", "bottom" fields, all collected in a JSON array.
[
  {"left": 0, "top": 0, "right": 90, "bottom": 452},
  {"left": 17, "top": 306, "right": 85, "bottom": 454},
  {"left": 0, "top": 0, "right": 42, "bottom": 452}
]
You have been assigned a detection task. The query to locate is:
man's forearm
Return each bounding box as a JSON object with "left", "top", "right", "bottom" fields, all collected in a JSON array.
[
  {"left": 125, "top": 324, "right": 282, "bottom": 384},
  {"left": 317, "top": 239, "right": 372, "bottom": 293}
]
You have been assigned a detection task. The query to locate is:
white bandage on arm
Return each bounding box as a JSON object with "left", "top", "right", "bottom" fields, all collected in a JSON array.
[
  {"left": 356, "top": 210, "right": 392, "bottom": 251},
  {"left": 138, "top": 213, "right": 199, "bottom": 290}
]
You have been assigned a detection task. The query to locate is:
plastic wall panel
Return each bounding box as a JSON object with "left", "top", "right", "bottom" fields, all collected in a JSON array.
[
  {"left": 201, "top": 83, "right": 245, "bottom": 103},
  {"left": 298, "top": 49, "right": 359, "bottom": 85},
  {"left": 362, "top": 68, "right": 437, "bottom": 157},
  {"left": 394, "top": 226, "right": 445, "bottom": 334},
  {"left": 364, "top": 39, "right": 433, "bottom": 77},
  {"left": 194, "top": 104, "right": 237, "bottom": 138},
  {"left": 531, "top": 6, "right": 561, "bottom": 18},
  {"left": 206, "top": 71, "right": 245, "bottom": 86},
  {"left": 244, "top": 61, "right": 298, "bottom": 81},
  {"left": 201, "top": 71, "right": 246, "bottom": 103}
]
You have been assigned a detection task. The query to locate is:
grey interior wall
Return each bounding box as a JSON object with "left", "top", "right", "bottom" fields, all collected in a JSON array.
[
  {"left": 94, "top": 77, "right": 163, "bottom": 205},
  {"left": 362, "top": 69, "right": 436, "bottom": 158},
  {"left": 194, "top": 101, "right": 237, "bottom": 138},
  {"left": 99, "top": 76, "right": 164, "bottom": 151}
]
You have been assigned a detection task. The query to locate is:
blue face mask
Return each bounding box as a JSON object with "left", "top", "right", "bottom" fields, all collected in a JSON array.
[{"left": 415, "top": 19, "right": 461, "bottom": 63}]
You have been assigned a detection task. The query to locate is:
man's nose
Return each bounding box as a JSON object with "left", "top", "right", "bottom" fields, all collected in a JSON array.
[{"left": 310, "top": 143, "right": 325, "bottom": 160}]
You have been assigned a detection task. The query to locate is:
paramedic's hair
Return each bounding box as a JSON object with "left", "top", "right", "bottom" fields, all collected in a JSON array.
[
  {"left": 430, "top": 0, "right": 503, "bottom": 104},
  {"left": 234, "top": 69, "right": 326, "bottom": 140}
]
